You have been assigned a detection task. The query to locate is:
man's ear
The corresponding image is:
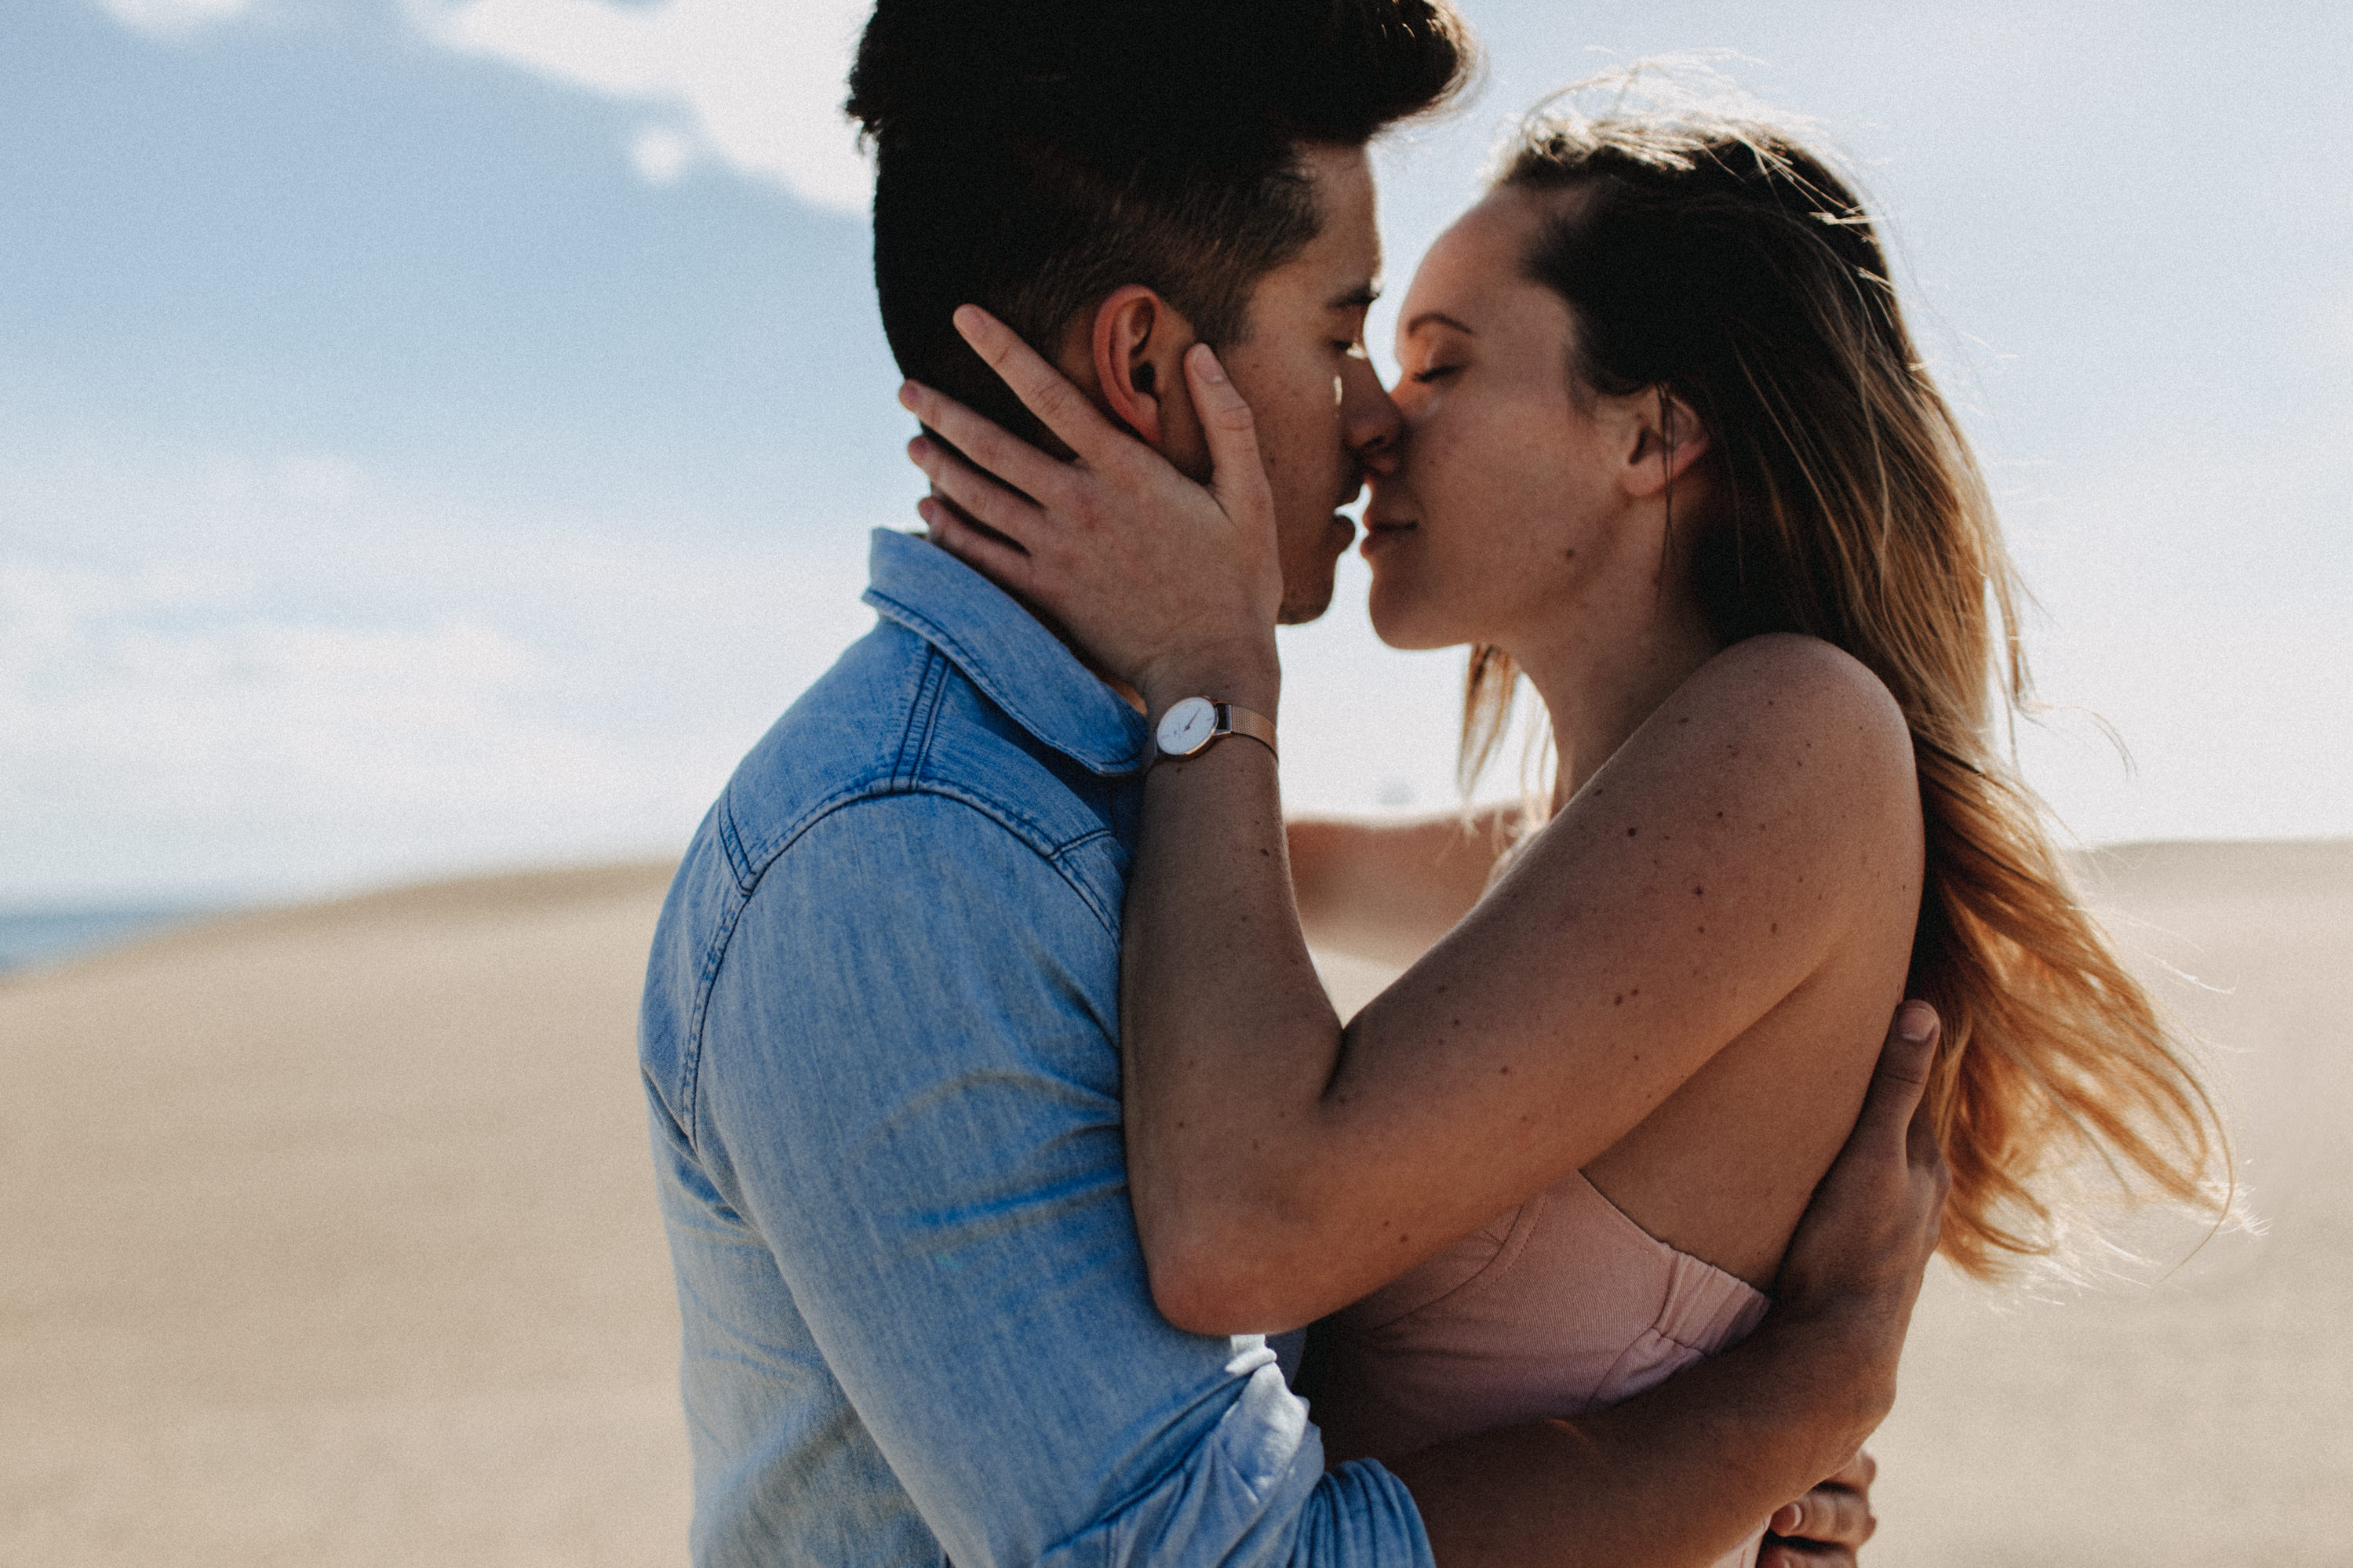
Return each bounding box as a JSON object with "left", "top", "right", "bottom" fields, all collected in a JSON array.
[
  {"left": 1087, "top": 286, "right": 1200, "bottom": 449},
  {"left": 1621, "top": 387, "right": 1712, "bottom": 500}
]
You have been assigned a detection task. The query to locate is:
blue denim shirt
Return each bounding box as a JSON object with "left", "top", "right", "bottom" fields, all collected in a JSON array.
[{"left": 640, "top": 529, "right": 1433, "bottom": 1568}]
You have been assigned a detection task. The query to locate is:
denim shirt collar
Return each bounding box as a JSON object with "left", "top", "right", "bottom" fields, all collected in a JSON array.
[{"left": 861, "top": 528, "right": 1149, "bottom": 777}]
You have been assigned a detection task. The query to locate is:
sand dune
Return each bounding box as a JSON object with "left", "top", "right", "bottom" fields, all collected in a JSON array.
[
  {"left": 1870, "top": 841, "right": 2353, "bottom": 1567},
  {"left": 2, "top": 845, "right": 2346, "bottom": 1565},
  {"left": 0, "top": 865, "right": 687, "bottom": 1567}
]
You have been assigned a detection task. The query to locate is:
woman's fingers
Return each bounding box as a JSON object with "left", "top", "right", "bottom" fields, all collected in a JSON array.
[
  {"left": 1185, "top": 344, "right": 1276, "bottom": 529},
  {"left": 892, "top": 308, "right": 1283, "bottom": 691},
  {"left": 916, "top": 497, "right": 1038, "bottom": 598},
  {"left": 898, "top": 380, "right": 1074, "bottom": 511},
  {"left": 952, "top": 304, "right": 1132, "bottom": 470},
  {"left": 906, "top": 434, "right": 1046, "bottom": 550}
]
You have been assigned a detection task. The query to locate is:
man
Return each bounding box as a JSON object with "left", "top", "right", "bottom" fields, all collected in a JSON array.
[{"left": 638, "top": 3, "right": 1944, "bottom": 1564}]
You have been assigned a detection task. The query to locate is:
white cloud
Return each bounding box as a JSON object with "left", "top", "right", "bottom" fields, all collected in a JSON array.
[
  {"left": 9, "top": 406, "right": 2346, "bottom": 905},
  {"left": 628, "top": 124, "right": 695, "bottom": 185},
  {"left": 0, "top": 566, "right": 538, "bottom": 809},
  {"left": 0, "top": 446, "right": 880, "bottom": 901},
  {"left": 409, "top": 0, "right": 872, "bottom": 210},
  {"left": 94, "top": 0, "right": 253, "bottom": 39}
]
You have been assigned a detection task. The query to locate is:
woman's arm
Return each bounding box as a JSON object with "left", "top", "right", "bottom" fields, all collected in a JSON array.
[
  {"left": 1399, "top": 1007, "right": 1947, "bottom": 1568},
  {"left": 900, "top": 315, "right": 1920, "bottom": 1333},
  {"left": 1118, "top": 634, "right": 1916, "bottom": 1331},
  {"left": 1288, "top": 806, "right": 1519, "bottom": 968}
]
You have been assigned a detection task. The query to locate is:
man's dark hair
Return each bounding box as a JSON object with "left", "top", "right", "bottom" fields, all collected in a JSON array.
[{"left": 847, "top": 0, "right": 1471, "bottom": 441}]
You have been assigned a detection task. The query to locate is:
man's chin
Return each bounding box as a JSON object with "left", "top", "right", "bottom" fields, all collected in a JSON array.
[
  {"left": 1276, "top": 589, "right": 1334, "bottom": 627},
  {"left": 1276, "top": 517, "right": 1355, "bottom": 624}
]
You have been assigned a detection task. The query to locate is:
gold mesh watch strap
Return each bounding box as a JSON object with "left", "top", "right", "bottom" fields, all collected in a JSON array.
[{"left": 1213, "top": 702, "right": 1279, "bottom": 761}]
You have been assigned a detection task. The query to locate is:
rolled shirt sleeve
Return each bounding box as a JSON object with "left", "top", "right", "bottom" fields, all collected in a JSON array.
[{"left": 679, "top": 791, "right": 1433, "bottom": 1568}]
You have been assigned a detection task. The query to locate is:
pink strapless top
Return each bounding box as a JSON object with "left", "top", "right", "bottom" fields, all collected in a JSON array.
[{"left": 1314, "top": 1170, "right": 1772, "bottom": 1568}]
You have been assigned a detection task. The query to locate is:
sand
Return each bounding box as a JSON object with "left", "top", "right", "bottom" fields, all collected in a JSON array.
[
  {"left": 1870, "top": 841, "right": 2353, "bottom": 1566},
  {"left": 2, "top": 843, "right": 2347, "bottom": 1565},
  {"left": 0, "top": 866, "right": 688, "bottom": 1566}
]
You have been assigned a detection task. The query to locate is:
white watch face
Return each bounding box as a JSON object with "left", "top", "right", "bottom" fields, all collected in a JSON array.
[{"left": 1156, "top": 697, "right": 1218, "bottom": 756}]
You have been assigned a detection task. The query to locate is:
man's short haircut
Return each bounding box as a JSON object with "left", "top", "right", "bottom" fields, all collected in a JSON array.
[{"left": 847, "top": 0, "right": 1470, "bottom": 440}]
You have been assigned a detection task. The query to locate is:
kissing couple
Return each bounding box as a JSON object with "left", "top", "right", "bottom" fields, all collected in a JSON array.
[{"left": 639, "top": 3, "right": 2227, "bottom": 1565}]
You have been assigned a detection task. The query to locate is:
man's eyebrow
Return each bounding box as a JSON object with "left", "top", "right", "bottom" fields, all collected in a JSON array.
[
  {"left": 1404, "top": 310, "right": 1477, "bottom": 337},
  {"left": 1327, "top": 281, "right": 1381, "bottom": 311}
]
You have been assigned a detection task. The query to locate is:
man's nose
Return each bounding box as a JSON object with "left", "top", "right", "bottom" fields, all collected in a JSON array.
[{"left": 1339, "top": 355, "right": 1404, "bottom": 476}]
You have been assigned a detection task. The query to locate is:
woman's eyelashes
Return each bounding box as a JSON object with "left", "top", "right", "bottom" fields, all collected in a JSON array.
[{"left": 1411, "top": 362, "right": 1461, "bottom": 385}]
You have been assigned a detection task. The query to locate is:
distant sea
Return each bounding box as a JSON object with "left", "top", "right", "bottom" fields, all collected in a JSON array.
[{"left": 0, "top": 907, "right": 220, "bottom": 975}]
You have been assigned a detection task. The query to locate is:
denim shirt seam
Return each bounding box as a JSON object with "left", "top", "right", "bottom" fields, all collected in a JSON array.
[
  {"left": 866, "top": 583, "right": 1144, "bottom": 777},
  {"left": 678, "top": 778, "right": 1124, "bottom": 1154},
  {"left": 891, "top": 646, "right": 952, "bottom": 789},
  {"left": 716, "top": 792, "right": 756, "bottom": 886}
]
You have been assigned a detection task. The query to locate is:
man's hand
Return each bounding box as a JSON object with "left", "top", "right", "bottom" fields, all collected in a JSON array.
[
  {"left": 1389, "top": 1006, "right": 1947, "bottom": 1568},
  {"left": 1763, "top": 999, "right": 1951, "bottom": 1440},
  {"left": 1743, "top": 1002, "right": 1940, "bottom": 1568},
  {"left": 1761, "top": 1451, "right": 1878, "bottom": 1568}
]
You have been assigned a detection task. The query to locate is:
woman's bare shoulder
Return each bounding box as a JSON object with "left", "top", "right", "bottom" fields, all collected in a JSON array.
[
  {"left": 1699, "top": 631, "right": 1904, "bottom": 713},
  {"left": 1682, "top": 633, "right": 1915, "bottom": 782},
  {"left": 1533, "top": 632, "right": 1919, "bottom": 906}
]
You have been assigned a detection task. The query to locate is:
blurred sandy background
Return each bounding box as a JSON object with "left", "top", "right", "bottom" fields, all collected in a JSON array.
[{"left": 3, "top": 840, "right": 2346, "bottom": 1565}]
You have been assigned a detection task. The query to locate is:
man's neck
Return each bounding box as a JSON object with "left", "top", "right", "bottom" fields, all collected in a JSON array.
[{"left": 927, "top": 493, "right": 1146, "bottom": 715}]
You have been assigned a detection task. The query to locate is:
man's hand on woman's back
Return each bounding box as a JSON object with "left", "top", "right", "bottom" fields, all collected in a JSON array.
[
  {"left": 1389, "top": 1004, "right": 1946, "bottom": 1568},
  {"left": 1762, "top": 1450, "right": 1879, "bottom": 1567},
  {"left": 1768, "top": 1000, "right": 1951, "bottom": 1435},
  {"left": 1750, "top": 1002, "right": 1947, "bottom": 1568}
]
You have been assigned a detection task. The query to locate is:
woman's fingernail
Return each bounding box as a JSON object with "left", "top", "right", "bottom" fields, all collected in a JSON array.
[
  {"left": 952, "top": 305, "right": 983, "bottom": 337},
  {"left": 1193, "top": 344, "right": 1227, "bottom": 384},
  {"left": 1770, "top": 1502, "right": 1801, "bottom": 1535},
  {"left": 1899, "top": 1002, "right": 1936, "bottom": 1043}
]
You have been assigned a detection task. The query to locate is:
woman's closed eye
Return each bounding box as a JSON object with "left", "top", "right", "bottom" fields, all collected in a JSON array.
[{"left": 1411, "top": 362, "right": 1461, "bottom": 384}]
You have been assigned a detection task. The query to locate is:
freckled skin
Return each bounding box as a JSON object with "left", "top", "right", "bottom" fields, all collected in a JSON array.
[{"left": 1100, "top": 187, "right": 1929, "bottom": 1330}]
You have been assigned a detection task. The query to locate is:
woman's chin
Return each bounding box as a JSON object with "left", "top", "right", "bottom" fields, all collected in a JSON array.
[{"left": 1364, "top": 591, "right": 1455, "bottom": 653}]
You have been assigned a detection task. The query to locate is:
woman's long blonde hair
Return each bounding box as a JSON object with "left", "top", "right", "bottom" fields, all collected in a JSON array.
[{"left": 1463, "top": 76, "right": 2229, "bottom": 1279}]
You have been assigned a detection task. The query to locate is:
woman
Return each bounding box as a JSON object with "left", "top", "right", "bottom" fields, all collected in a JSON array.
[{"left": 907, "top": 90, "right": 2227, "bottom": 1565}]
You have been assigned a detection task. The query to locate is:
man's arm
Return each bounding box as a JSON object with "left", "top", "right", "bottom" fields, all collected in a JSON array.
[
  {"left": 1292, "top": 813, "right": 1896, "bottom": 1565},
  {"left": 701, "top": 788, "right": 1937, "bottom": 1568},
  {"left": 1390, "top": 1005, "right": 1947, "bottom": 1567},
  {"left": 1287, "top": 808, "right": 1518, "bottom": 969},
  {"left": 692, "top": 792, "right": 1431, "bottom": 1568}
]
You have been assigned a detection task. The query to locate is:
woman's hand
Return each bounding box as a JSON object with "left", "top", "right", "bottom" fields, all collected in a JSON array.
[{"left": 898, "top": 305, "right": 1283, "bottom": 715}]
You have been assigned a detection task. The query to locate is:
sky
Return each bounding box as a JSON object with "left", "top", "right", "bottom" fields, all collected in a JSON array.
[{"left": 2, "top": 0, "right": 2348, "bottom": 905}]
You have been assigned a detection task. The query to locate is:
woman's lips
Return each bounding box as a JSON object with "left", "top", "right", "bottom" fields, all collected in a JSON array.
[{"left": 1360, "top": 522, "right": 1416, "bottom": 558}]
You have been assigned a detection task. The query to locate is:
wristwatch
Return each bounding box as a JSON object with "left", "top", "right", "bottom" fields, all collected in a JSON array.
[{"left": 1153, "top": 697, "right": 1277, "bottom": 765}]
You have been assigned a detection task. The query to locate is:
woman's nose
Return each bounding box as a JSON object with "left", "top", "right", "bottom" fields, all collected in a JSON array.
[{"left": 1340, "top": 357, "right": 1404, "bottom": 474}]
